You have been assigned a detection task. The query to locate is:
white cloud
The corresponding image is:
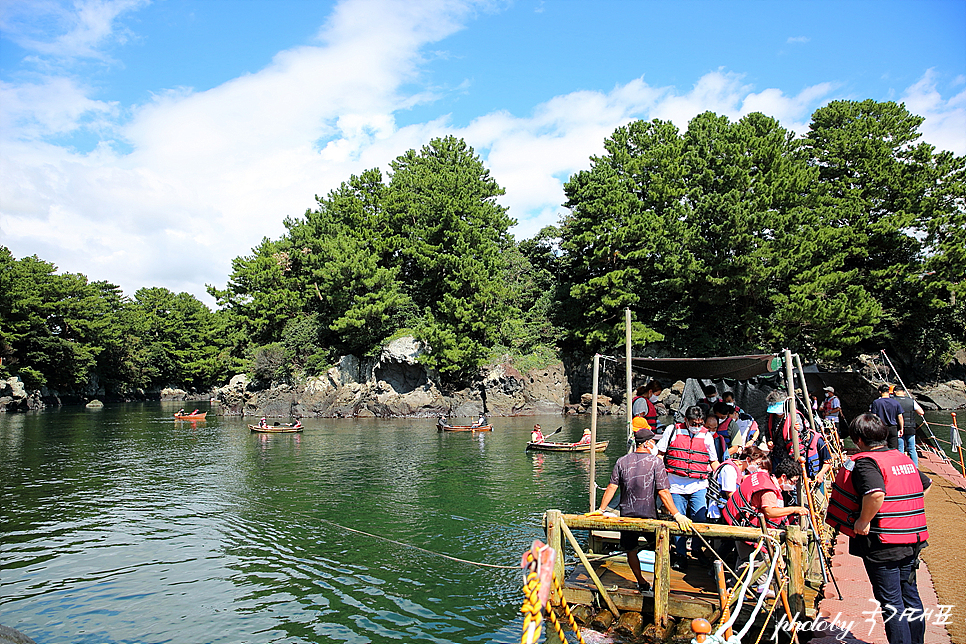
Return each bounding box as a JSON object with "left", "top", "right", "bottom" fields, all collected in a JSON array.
[
  {"left": 1, "top": 0, "right": 961, "bottom": 306},
  {"left": 1, "top": 0, "right": 483, "bottom": 301},
  {"left": 901, "top": 69, "right": 966, "bottom": 156},
  {"left": 0, "top": 0, "right": 148, "bottom": 61},
  {"left": 787, "top": 36, "right": 810, "bottom": 44}
]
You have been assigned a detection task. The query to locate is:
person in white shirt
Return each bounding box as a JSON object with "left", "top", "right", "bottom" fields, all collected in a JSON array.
[{"left": 656, "top": 405, "right": 719, "bottom": 569}]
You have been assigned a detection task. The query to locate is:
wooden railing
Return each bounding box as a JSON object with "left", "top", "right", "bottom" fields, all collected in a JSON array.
[{"left": 543, "top": 510, "right": 807, "bottom": 629}]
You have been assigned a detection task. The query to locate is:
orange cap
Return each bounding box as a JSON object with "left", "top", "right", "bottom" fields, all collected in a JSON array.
[{"left": 632, "top": 416, "right": 651, "bottom": 430}]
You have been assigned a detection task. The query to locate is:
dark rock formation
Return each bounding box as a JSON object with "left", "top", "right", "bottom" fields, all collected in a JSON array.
[
  {"left": 0, "top": 377, "right": 44, "bottom": 412},
  {"left": 210, "top": 336, "right": 572, "bottom": 418}
]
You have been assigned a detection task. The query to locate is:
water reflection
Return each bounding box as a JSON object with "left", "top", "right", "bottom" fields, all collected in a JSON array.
[{"left": 0, "top": 406, "right": 628, "bottom": 644}]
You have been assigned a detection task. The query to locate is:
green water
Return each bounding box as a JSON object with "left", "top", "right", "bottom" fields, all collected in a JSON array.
[{"left": 0, "top": 404, "right": 624, "bottom": 644}]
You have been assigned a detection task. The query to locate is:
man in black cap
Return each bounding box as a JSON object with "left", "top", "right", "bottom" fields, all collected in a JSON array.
[{"left": 591, "top": 426, "right": 684, "bottom": 592}]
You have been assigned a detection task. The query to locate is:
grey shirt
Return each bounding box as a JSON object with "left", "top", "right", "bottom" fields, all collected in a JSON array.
[{"left": 608, "top": 452, "right": 670, "bottom": 519}]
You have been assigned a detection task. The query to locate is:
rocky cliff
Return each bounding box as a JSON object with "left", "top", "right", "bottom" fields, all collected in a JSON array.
[
  {"left": 210, "top": 336, "right": 571, "bottom": 418},
  {"left": 0, "top": 377, "right": 45, "bottom": 412}
]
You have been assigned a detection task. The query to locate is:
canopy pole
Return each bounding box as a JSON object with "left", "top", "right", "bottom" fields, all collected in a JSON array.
[
  {"left": 784, "top": 349, "right": 802, "bottom": 501},
  {"left": 793, "top": 354, "right": 819, "bottom": 444},
  {"left": 590, "top": 353, "right": 600, "bottom": 513},
  {"left": 625, "top": 308, "right": 634, "bottom": 453}
]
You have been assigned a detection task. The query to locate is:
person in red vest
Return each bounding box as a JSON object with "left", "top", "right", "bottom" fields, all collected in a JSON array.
[
  {"left": 826, "top": 413, "right": 932, "bottom": 644},
  {"left": 722, "top": 457, "right": 808, "bottom": 559},
  {"left": 657, "top": 405, "right": 719, "bottom": 569},
  {"left": 631, "top": 379, "right": 664, "bottom": 431}
]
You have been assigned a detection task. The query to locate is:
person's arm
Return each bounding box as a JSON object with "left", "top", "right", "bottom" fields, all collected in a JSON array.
[
  {"left": 763, "top": 505, "right": 809, "bottom": 519},
  {"left": 854, "top": 491, "right": 885, "bottom": 535},
  {"left": 914, "top": 401, "right": 925, "bottom": 415},
  {"left": 814, "top": 461, "right": 833, "bottom": 484},
  {"left": 598, "top": 483, "right": 619, "bottom": 512},
  {"left": 658, "top": 488, "right": 678, "bottom": 516},
  {"left": 759, "top": 491, "right": 808, "bottom": 519},
  {"left": 920, "top": 471, "right": 933, "bottom": 497}
]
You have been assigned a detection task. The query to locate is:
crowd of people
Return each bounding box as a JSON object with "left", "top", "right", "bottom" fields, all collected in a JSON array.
[{"left": 586, "top": 379, "right": 931, "bottom": 644}]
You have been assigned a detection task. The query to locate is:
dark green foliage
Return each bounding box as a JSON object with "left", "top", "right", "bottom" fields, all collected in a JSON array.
[
  {"left": 250, "top": 343, "right": 289, "bottom": 385},
  {"left": 559, "top": 103, "right": 964, "bottom": 370},
  {"left": 3, "top": 105, "right": 962, "bottom": 394}
]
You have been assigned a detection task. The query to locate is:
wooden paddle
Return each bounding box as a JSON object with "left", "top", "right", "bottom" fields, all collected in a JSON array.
[{"left": 526, "top": 426, "right": 563, "bottom": 450}]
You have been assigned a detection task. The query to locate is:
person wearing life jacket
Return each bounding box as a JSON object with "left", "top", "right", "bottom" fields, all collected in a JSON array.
[
  {"left": 530, "top": 424, "right": 545, "bottom": 443},
  {"left": 631, "top": 379, "right": 664, "bottom": 431},
  {"left": 696, "top": 384, "right": 720, "bottom": 416},
  {"left": 762, "top": 391, "right": 809, "bottom": 459},
  {"left": 826, "top": 413, "right": 932, "bottom": 644},
  {"left": 706, "top": 451, "right": 742, "bottom": 522},
  {"left": 731, "top": 409, "right": 760, "bottom": 452},
  {"left": 576, "top": 428, "right": 592, "bottom": 446},
  {"left": 788, "top": 422, "right": 833, "bottom": 489},
  {"left": 657, "top": 405, "right": 719, "bottom": 570},
  {"left": 724, "top": 457, "right": 808, "bottom": 583},
  {"left": 711, "top": 401, "right": 740, "bottom": 460}
]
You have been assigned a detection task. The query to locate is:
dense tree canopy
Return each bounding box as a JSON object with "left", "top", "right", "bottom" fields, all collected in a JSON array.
[{"left": 2, "top": 104, "right": 963, "bottom": 397}]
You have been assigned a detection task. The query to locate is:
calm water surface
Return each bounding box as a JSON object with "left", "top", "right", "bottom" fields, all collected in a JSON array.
[{"left": 1, "top": 404, "right": 626, "bottom": 644}]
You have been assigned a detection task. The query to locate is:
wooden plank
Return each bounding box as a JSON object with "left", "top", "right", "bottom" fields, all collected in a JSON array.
[
  {"left": 785, "top": 525, "right": 807, "bottom": 620},
  {"left": 653, "top": 525, "right": 671, "bottom": 628},
  {"left": 544, "top": 510, "right": 565, "bottom": 586},
  {"left": 561, "top": 513, "right": 780, "bottom": 541},
  {"left": 562, "top": 583, "right": 719, "bottom": 619},
  {"left": 560, "top": 522, "right": 621, "bottom": 618}
]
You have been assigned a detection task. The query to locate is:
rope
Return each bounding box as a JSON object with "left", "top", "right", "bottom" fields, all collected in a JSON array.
[
  {"left": 519, "top": 547, "right": 587, "bottom": 644},
  {"left": 212, "top": 491, "right": 520, "bottom": 570}
]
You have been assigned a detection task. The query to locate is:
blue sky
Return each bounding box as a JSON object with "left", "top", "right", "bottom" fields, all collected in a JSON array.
[{"left": 2, "top": 0, "right": 964, "bottom": 304}]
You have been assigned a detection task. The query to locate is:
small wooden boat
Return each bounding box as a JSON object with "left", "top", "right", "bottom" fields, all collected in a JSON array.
[
  {"left": 174, "top": 412, "right": 207, "bottom": 420},
  {"left": 526, "top": 440, "right": 608, "bottom": 452},
  {"left": 438, "top": 423, "right": 493, "bottom": 432},
  {"left": 250, "top": 422, "right": 303, "bottom": 433}
]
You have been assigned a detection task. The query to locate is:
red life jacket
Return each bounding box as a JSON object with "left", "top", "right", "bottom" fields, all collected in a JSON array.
[
  {"left": 722, "top": 471, "right": 786, "bottom": 530},
  {"left": 787, "top": 430, "right": 822, "bottom": 477},
  {"left": 825, "top": 450, "right": 928, "bottom": 544},
  {"left": 664, "top": 430, "right": 712, "bottom": 479},
  {"left": 633, "top": 396, "right": 659, "bottom": 430}
]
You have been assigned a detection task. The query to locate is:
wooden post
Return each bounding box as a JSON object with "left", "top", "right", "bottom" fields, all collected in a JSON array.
[
  {"left": 785, "top": 525, "right": 807, "bottom": 622},
  {"left": 560, "top": 522, "right": 621, "bottom": 618},
  {"left": 589, "top": 354, "right": 600, "bottom": 512},
  {"left": 626, "top": 308, "right": 634, "bottom": 454},
  {"left": 794, "top": 353, "right": 819, "bottom": 441},
  {"left": 545, "top": 510, "right": 565, "bottom": 586},
  {"left": 713, "top": 560, "right": 733, "bottom": 640},
  {"left": 784, "top": 348, "right": 803, "bottom": 502},
  {"left": 953, "top": 413, "right": 965, "bottom": 477},
  {"left": 654, "top": 525, "right": 671, "bottom": 629}
]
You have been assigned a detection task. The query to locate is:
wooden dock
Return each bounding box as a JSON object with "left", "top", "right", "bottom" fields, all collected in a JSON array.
[{"left": 543, "top": 510, "right": 822, "bottom": 641}]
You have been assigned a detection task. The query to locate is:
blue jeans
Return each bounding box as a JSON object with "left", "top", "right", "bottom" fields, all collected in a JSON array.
[
  {"left": 863, "top": 555, "right": 925, "bottom": 644},
  {"left": 671, "top": 488, "right": 708, "bottom": 559},
  {"left": 898, "top": 432, "right": 919, "bottom": 468}
]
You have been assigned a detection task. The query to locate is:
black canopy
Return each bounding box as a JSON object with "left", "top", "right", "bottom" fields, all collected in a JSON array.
[{"left": 628, "top": 354, "right": 780, "bottom": 381}]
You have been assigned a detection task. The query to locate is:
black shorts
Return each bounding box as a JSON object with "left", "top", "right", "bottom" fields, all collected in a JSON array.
[{"left": 620, "top": 530, "right": 653, "bottom": 551}]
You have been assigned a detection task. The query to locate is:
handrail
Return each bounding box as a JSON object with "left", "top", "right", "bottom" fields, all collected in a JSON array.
[{"left": 557, "top": 513, "right": 783, "bottom": 541}]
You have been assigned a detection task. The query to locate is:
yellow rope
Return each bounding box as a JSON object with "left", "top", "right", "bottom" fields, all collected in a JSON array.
[
  {"left": 520, "top": 567, "right": 544, "bottom": 644},
  {"left": 519, "top": 551, "right": 588, "bottom": 644}
]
